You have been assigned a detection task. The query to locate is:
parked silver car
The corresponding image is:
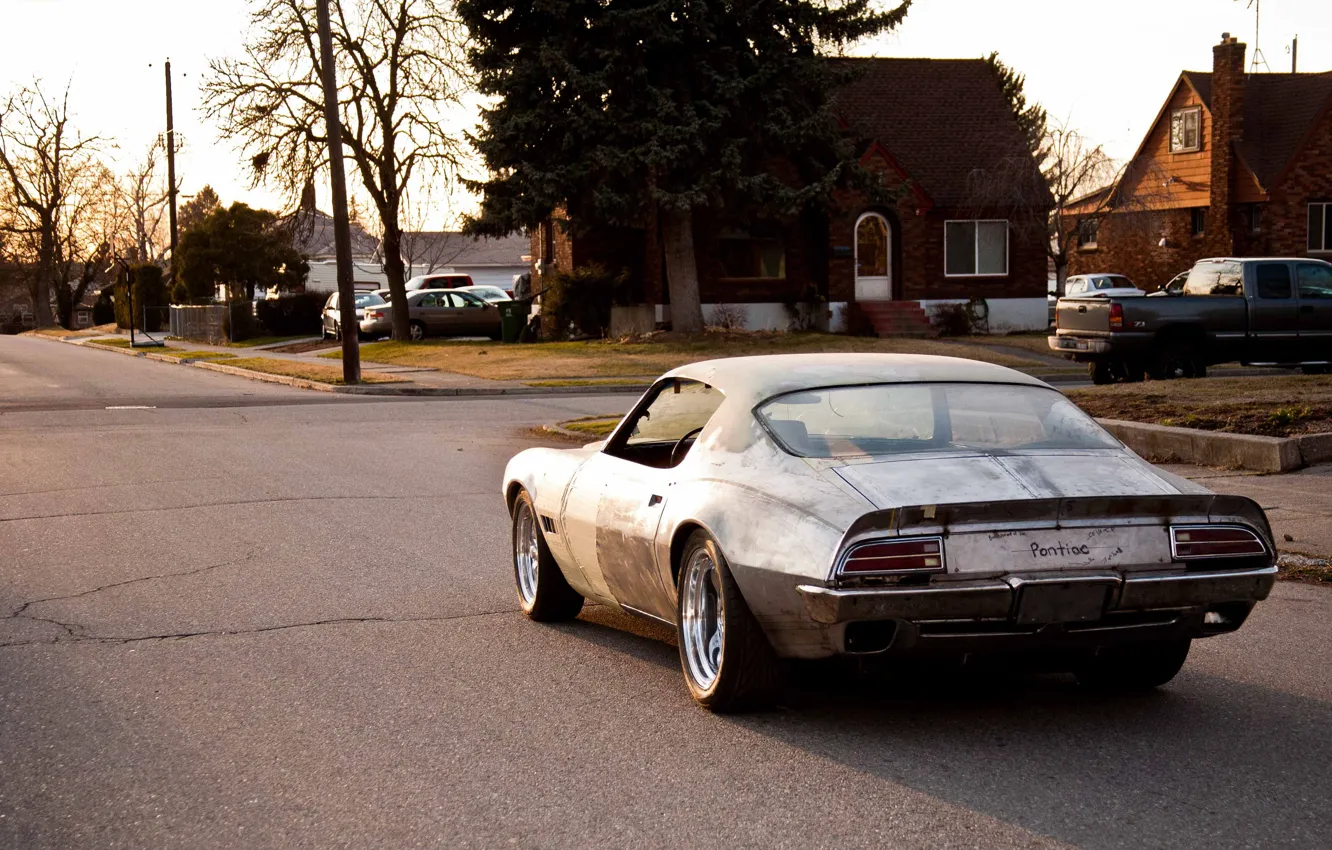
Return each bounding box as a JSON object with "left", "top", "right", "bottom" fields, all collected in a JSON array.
[
  {"left": 321, "top": 291, "right": 391, "bottom": 340},
  {"left": 405, "top": 289, "right": 501, "bottom": 340}
]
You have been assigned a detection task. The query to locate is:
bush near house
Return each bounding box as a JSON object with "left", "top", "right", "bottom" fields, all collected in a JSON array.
[
  {"left": 255, "top": 293, "right": 325, "bottom": 336},
  {"left": 112, "top": 265, "right": 169, "bottom": 331},
  {"left": 540, "top": 264, "right": 629, "bottom": 339}
]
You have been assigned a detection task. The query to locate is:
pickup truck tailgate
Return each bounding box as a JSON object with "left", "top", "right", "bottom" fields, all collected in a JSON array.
[{"left": 1055, "top": 298, "right": 1113, "bottom": 333}]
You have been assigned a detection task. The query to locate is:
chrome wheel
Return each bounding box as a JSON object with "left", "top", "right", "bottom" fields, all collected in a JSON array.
[
  {"left": 681, "top": 547, "right": 724, "bottom": 692},
  {"left": 514, "top": 502, "right": 539, "bottom": 607},
  {"left": 409, "top": 322, "right": 426, "bottom": 341}
]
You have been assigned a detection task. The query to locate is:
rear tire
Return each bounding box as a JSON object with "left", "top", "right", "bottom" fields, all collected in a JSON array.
[
  {"left": 1074, "top": 638, "right": 1191, "bottom": 691},
  {"left": 1151, "top": 343, "right": 1204, "bottom": 380},
  {"left": 1089, "top": 362, "right": 1115, "bottom": 385},
  {"left": 676, "top": 531, "right": 783, "bottom": 712},
  {"left": 512, "top": 490, "right": 583, "bottom": 622}
]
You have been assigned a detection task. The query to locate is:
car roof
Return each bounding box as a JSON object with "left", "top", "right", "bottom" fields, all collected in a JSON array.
[{"left": 663, "top": 353, "right": 1048, "bottom": 405}]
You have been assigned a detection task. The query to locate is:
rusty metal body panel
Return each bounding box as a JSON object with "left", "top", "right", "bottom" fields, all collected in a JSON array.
[{"left": 502, "top": 354, "right": 1277, "bottom": 660}]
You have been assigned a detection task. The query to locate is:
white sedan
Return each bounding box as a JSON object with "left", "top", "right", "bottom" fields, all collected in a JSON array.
[{"left": 502, "top": 354, "right": 1276, "bottom": 712}]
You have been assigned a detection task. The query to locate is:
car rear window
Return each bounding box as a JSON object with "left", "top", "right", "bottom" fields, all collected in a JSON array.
[
  {"left": 1183, "top": 262, "right": 1243, "bottom": 296},
  {"left": 757, "top": 383, "right": 1119, "bottom": 458}
]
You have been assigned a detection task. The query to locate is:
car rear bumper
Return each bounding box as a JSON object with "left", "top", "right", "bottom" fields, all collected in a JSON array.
[{"left": 794, "top": 565, "right": 1276, "bottom": 655}]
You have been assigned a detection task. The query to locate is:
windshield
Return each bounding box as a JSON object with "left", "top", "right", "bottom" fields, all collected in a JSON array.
[
  {"left": 756, "top": 383, "right": 1119, "bottom": 458},
  {"left": 354, "top": 293, "right": 386, "bottom": 307}
]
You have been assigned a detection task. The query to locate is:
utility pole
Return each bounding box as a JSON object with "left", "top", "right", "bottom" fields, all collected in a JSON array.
[
  {"left": 164, "top": 61, "right": 179, "bottom": 270},
  {"left": 1291, "top": 35, "right": 1298, "bottom": 72},
  {"left": 315, "top": 0, "right": 360, "bottom": 383}
]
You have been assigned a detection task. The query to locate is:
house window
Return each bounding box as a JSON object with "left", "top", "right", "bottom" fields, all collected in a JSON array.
[
  {"left": 1077, "top": 219, "right": 1099, "bottom": 249},
  {"left": 717, "top": 227, "right": 785, "bottom": 279},
  {"left": 1190, "top": 208, "right": 1207, "bottom": 237},
  {"left": 1310, "top": 202, "right": 1332, "bottom": 253},
  {"left": 945, "top": 220, "right": 1008, "bottom": 277},
  {"left": 1170, "top": 107, "right": 1202, "bottom": 153},
  {"left": 1248, "top": 203, "right": 1263, "bottom": 233}
]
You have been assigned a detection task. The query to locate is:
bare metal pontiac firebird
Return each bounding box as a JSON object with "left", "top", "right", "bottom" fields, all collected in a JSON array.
[{"left": 502, "top": 354, "right": 1277, "bottom": 712}]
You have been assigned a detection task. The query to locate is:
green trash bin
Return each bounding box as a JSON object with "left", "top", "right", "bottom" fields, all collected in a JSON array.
[{"left": 498, "top": 299, "right": 532, "bottom": 343}]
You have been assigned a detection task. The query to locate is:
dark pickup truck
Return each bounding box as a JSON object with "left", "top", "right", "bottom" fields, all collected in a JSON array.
[{"left": 1049, "top": 257, "right": 1332, "bottom": 383}]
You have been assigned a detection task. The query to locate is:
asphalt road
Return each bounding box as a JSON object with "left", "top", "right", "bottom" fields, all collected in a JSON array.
[{"left": 3, "top": 334, "right": 1331, "bottom": 849}]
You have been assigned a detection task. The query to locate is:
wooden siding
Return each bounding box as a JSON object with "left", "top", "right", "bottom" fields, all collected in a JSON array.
[{"left": 1119, "top": 82, "right": 1213, "bottom": 209}]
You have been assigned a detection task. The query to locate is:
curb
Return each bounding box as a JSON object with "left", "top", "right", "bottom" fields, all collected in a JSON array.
[{"left": 1098, "top": 418, "right": 1332, "bottom": 473}]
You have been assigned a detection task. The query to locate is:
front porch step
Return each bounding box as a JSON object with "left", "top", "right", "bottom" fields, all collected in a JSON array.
[{"left": 857, "top": 301, "right": 938, "bottom": 338}]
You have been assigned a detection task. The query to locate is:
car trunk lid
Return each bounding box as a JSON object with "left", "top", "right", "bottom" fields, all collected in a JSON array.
[{"left": 1055, "top": 297, "right": 1115, "bottom": 334}]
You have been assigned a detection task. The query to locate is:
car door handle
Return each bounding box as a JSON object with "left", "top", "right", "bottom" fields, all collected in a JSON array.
[{"left": 648, "top": 494, "right": 663, "bottom": 507}]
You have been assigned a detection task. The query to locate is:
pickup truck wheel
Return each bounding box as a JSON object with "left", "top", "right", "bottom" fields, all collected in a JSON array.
[
  {"left": 1075, "top": 639, "right": 1191, "bottom": 690},
  {"left": 1151, "top": 344, "right": 1203, "bottom": 380},
  {"left": 1089, "top": 362, "right": 1115, "bottom": 385}
]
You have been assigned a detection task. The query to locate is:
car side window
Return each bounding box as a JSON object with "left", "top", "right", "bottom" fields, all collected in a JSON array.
[
  {"left": 419, "top": 293, "right": 438, "bottom": 307},
  {"left": 1183, "top": 262, "right": 1243, "bottom": 296},
  {"left": 1298, "top": 264, "right": 1332, "bottom": 299},
  {"left": 605, "top": 379, "right": 726, "bottom": 469},
  {"left": 1255, "top": 263, "right": 1292, "bottom": 299},
  {"left": 455, "top": 293, "right": 482, "bottom": 308}
]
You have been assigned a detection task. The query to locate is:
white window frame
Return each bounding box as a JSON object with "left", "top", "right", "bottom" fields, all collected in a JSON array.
[
  {"left": 944, "top": 219, "right": 1009, "bottom": 278},
  {"left": 1170, "top": 106, "right": 1203, "bottom": 153},
  {"left": 1311, "top": 202, "right": 1332, "bottom": 253}
]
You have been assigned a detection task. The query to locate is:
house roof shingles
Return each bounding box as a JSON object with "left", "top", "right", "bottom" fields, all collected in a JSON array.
[
  {"left": 403, "top": 232, "right": 530, "bottom": 267},
  {"left": 835, "top": 58, "right": 1048, "bottom": 208},
  {"left": 1181, "top": 69, "right": 1332, "bottom": 189}
]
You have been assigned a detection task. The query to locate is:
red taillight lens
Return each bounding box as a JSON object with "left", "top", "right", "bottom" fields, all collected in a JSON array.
[
  {"left": 840, "top": 537, "right": 945, "bottom": 575},
  {"left": 366, "top": 310, "right": 384, "bottom": 319},
  {"left": 1171, "top": 526, "right": 1266, "bottom": 559},
  {"left": 1109, "top": 302, "right": 1124, "bottom": 331}
]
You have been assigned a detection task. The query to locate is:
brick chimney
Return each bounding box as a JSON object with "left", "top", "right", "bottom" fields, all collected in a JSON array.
[{"left": 1208, "top": 33, "right": 1246, "bottom": 253}]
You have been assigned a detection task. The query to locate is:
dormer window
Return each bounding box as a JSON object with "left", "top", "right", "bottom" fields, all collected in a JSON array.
[{"left": 1170, "top": 107, "right": 1202, "bottom": 153}]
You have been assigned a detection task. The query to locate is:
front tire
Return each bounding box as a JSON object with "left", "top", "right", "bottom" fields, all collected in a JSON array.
[
  {"left": 409, "top": 320, "right": 427, "bottom": 342},
  {"left": 512, "top": 490, "right": 583, "bottom": 622},
  {"left": 1074, "top": 638, "right": 1191, "bottom": 690},
  {"left": 676, "top": 530, "right": 783, "bottom": 712}
]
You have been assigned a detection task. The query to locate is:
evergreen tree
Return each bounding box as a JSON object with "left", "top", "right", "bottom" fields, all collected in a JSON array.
[
  {"left": 177, "top": 203, "right": 308, "bottom": 302},
  {"left": 459, "top": 0, "right": 910, "bottom": 332},
  {"left": 984, "top": 52, "right": 1048, "bottom": 160}
]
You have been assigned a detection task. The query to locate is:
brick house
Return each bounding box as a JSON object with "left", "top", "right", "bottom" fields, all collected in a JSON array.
[
  {"left": 531, "top": 59, "right": 1052, "bottom": 334},
  {"left": 1066, "top": 35, "right": 1332, "bottom": 289}
]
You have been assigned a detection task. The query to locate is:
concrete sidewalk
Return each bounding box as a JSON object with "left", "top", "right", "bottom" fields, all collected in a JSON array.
[{"left": 1165, "top": 463, "right": 1332, "bottom": 559}]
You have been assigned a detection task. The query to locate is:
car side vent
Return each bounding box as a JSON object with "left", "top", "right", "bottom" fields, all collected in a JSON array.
[{"left": 540, "top": 515, "right": 558, "bottom": 534}]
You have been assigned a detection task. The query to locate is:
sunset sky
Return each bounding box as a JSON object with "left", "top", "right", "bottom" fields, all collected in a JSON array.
[{"left": 4, "top": 0, "right": 1329, "bottom": 228}]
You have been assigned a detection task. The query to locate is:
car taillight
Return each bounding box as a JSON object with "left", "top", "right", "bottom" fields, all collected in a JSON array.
[
  {"left": 839, "top": 537, "right": 945, "bottom": 575},
  {"left": 1170, "top": 526, "right": 1267, "bottom": 559},
  {"left": 1109, "top": 302, "right": 1124, "bottom": 331},
  {"left": 366, "top": 310, "right": 384, "bottom": 319}
]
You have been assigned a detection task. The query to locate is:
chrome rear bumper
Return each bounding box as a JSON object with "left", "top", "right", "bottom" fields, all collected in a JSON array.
[{"left": 797, "top": 566, "right": 1277, "bottom": 626}]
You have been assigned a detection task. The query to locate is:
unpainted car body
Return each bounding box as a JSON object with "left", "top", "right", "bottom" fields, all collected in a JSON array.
[{"left": 503, "top": 354, "right": 1276, "bottom": 710}]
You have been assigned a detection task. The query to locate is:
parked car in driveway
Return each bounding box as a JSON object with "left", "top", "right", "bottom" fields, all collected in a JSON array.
[
  {"left": 503, "top": 353, "right": 1277, "bottom": 712},
  {"left": 404, "top": 289, "right": 501, "bottom": 340},
  {"left": 321, "top": 291, "right": 391, "bottom": 340},
  {"left": 1063, "top": 274, "right": 1145, "bottom": 298},
  {"left": 1051, "top": 258, "right": 1332, "bottom": 383},
  {"left": 404, "top": 273, "right": 474, "bottom": 292},
  {"left": 458, "top": 285, "right": 512, "bottom": 303}
]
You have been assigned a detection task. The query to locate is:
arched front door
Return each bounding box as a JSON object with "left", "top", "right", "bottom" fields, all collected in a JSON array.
[{"left": 855, "top": 212, "right": 892, "bottom": 301}]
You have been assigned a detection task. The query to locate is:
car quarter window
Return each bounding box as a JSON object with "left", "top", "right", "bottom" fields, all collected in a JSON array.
[
  {"left": 1255, "top": 263, "right": 1292, "bottom": 299},
  {"left": 1298, "top": 263, "right": 1332, "bottom": 299}
]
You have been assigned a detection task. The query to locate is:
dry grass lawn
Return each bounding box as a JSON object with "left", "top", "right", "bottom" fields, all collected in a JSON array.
[
  {"left": 959, "top": 332, "right": 1060, "bottom": 359},
  {"left": 345, "top": 331, "right": 1059, "bottom": 381},
  {"left": 1068, "top": 374, "right": 1332, "bottom": 437},
  {"left": 225, "top": 357, "right": 405, "bottom": 385}
]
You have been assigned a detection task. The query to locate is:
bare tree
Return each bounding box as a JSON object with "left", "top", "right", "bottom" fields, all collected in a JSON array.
[
  {"left": 119, "top": 138, "right": 171, "bottom": 265},
  {"left": 397, "top": 186, "right": 467, "bottom": 275},
  {"left": 1042, "top": 124, "right": 1117, "bottom": 295},
  {"left": 203, "top": 0, "right": 470, "bottom": 340},
  {"left": 0, "top": 83, "right": 107, "bottom": 327}
]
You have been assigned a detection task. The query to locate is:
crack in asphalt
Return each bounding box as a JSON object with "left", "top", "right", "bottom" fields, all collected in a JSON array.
[
  {"left": 0, "top": 493, "right": 497, "bottom": 523},
  {"left": 0, "top": 608, "right": 517, "bottom": 649}
]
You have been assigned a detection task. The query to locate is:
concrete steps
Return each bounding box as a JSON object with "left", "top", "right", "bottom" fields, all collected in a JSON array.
[{"left": 858, "top": 301, "right": 937, "bottom": 338}]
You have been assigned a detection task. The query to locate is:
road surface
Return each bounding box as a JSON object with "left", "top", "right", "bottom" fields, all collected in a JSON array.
[{"left": 2, "top": 334, "right": 1330, "bottom": 848}]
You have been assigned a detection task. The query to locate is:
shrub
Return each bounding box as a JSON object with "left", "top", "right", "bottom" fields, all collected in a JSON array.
[
  {"left": 930, "top": 302, "right": 972, "bottom": 337},
  {"left": 540, "top": 264, "right": 629, "bottom": 339},
  {"left": 255, "top": 292, "right": 325, "bottom": 336},
  {"left": 92, "top": 289, "right": 115, "bottom": 325},
  {"left": 707, "top": 303, "right": 748, "bottom": 331},
  {"left": 843, "top": 302, "right": 878, "bottom": 337},
  {"left": 112, "top": 265, "right": 169, "bottom": 330},
  {"left": 221, "top": 301, "right": 258, "bottom": 342}
]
